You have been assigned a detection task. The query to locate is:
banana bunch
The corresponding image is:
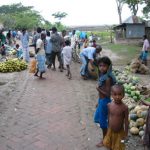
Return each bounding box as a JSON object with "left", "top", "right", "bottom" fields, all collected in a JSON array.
[{"left": 0, "top": 59, "right": 28, "bottom": 73}]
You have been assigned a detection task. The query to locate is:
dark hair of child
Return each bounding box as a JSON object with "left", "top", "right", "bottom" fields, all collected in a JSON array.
[
  {"left": 112, "top": 84, "right": 125, "bottom": 96},
  {"left": 97, "top": 56, "right": 112, "bottom": 66},
  {"left": 51, "top": 27, "right": 57, "bottom": 32},
  {"left": 47, "top": 31, "right": 50, "bottom": 36},
  {"left": 65, "top": 40, "right": 71, "bottom": 46},
  {"left": 37, "top": 27, "right": 42, "bottom": 33},
  {"left": 143, "top": 35, "right": 147, "bottom": 39},
  {"left": 16, "top": 44, "right": 19, "bottom": 48}
]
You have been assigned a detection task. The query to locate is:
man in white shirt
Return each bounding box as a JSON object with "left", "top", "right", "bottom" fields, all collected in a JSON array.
[
  {"left": 80, "top": 45, "right": 102, "bottom": 79},
  {"left": 140, "top": 35, "right": 150, "bottom": 66}
]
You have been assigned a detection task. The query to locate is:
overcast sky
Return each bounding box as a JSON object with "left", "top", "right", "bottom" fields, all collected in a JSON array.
[{"left": 0, "top": 0, "right": 144, "bottom": 26}]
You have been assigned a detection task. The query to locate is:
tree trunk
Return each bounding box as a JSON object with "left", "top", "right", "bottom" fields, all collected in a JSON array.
[
  {"left": 116, "top": 0, "right": 123, "bottom": 24},
  {"left": 118, "top": 9, "right": 122, "bottom": 24},
  {"left": 133, "top": 4, "right": 138, "bottom": 16}
]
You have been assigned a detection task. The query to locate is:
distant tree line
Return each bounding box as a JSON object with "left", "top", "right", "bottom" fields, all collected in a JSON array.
[{"left": 0, "top": 3, "right": 67, "bottom": 31}]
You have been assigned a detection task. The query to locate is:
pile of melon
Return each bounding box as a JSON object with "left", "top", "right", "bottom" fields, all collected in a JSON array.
[
  {"left": 113, "top": 69, "right": 150, "bottom": 139},
  {"left": 114, "top": 69, "right": 139, "bottom": 85},
  {"left": 113, "top": 69, "right": 141, "bottom": 102},
  {"left": 124, "top": 83, "right": 141, "bottom": 101},
  {"left": 129, "top": 105, "right": 148, "bottom": 139}
]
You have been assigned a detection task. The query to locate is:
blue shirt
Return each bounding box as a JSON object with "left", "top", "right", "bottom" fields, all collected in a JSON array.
[
  {"left": 80, "top": 47, "right": 96, "bottom": 60},
  {"left": 45, "top": 36, "right": 52, "bottom": 54}
]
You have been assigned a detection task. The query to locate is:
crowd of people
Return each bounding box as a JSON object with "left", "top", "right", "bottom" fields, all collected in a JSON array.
[{"left": 0, "top": 27, "right": 149, "bottom": 149}]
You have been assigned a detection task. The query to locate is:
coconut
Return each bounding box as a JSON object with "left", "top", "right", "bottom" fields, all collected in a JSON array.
[
  {"left": 129, "top": 120, "right": 138, "bottom": 128},
  {"left": 130, "top": 127, "right": 139, "bottom": 135},
  {"left": 136, "top": 118, "right": 145, "bottom": 127},
  {"left": 138, "top": 64, "right": 149, "bottom": 74},
  {"left": 139, "top": 130, "right": 145, "bottom": 137}
]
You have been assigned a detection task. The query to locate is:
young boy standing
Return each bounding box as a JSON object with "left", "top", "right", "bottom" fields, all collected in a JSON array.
[
  {"left": 103, "top": 84, "right": 129, "bottom": 150},
  {"left": 94, "top": 56, "right": 116, "bottom": 147},
  {"left": 62, "top": 40, "right": 72, "bottom": 79}
]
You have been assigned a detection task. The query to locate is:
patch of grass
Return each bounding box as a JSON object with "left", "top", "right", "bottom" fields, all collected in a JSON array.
[{"left": 101, "top": 42, "right": 142, "bottom": 65}]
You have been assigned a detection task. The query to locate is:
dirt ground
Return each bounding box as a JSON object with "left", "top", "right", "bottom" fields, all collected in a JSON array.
[{"left": 0, "top": 48, "right": 149, "bottom": 150}]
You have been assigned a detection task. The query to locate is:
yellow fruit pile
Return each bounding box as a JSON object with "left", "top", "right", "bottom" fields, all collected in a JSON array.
[{"left": 0, "top": 59, "right": 28, "bottom": 73}]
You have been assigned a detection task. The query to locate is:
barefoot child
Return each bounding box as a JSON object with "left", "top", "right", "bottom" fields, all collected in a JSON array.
[
  {"left": 34, "top": 33, "right": 46, "bottom": 79},
  {"left": 94, "top": 56, "right": 116, "bottom": 147},
  {"left": 141, "top": 100, "right": 150, "bottom": 149},
  {"left": 103, "top": 84, "right": 129, "bottom": 150},
  {"left": 62, "top": 40, "right": 72, "bottom": 79}
]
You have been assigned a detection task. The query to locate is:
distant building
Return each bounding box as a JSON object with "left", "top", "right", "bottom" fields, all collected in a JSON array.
[
  {"left": 67, "top": 25, "right": 107, "bottom": 32},
  {"left": 113, "top": 16, "right": 149, "bottom": 44}
]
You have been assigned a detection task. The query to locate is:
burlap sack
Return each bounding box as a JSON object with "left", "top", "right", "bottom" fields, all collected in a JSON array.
[
  {"left": 29, "top": 59, "right": 37, "bottom": 73},
  {"left": 88, "top": 62, "right": 98, "bottom": 79}
]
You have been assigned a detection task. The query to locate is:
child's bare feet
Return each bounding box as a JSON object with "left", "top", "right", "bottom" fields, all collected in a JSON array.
[
  {"left": 34, "top": 74, "right": 39, "bottom": 77},
  {"left": 96, "top": 141, "right": 104, "bottom": 147},
  {"left": 68, "top": 74, "right": 72, "bottom": 80},
  {"left": 51, "top": 67, "right": 56, "bottom": 71},
  {"left": 39, "top": 76, "right": 46, "bottom": 80}
]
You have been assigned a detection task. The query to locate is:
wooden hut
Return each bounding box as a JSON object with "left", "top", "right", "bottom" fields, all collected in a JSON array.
[{"left": 113, "top": 16, "right": 145, "bottom": 44}]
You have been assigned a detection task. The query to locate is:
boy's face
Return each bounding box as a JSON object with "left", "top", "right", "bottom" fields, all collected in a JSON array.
[
  {"left": 99, "top": 62, "right": 109, "bottom": 74},
  {"left": 111, "top": 87, "right": 124, "bottom": 104}
]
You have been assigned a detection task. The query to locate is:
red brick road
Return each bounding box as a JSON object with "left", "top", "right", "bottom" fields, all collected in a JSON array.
[{"left": 0, "top": 63, "right": 106, "bottom": 150}]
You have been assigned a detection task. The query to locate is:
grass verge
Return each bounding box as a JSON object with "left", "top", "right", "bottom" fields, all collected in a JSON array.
[{"left": 101, "top": 42, "right": 142, "bottom": 65}]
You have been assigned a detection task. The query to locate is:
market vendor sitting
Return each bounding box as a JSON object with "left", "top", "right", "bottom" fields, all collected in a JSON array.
[
  {"left": 15, "top": 44, "right": 23, "bottom": 59},
  {"left": 80, "top": 45, "right": 102, "bottom": 80}
]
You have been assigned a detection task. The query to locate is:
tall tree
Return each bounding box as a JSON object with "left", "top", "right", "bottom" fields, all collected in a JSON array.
[
  {"left": 52, "top": 12, "right": 68, "bottom": 21},
  {"left": 0, "top": 3, "right": 45, "bottom": 30},
  {"left": 0, "top": 3, "right": 33, "bottom": 14},
  {"left": 115, "top": 0, "right": 124, "bottom": 23},
  {"left": 122, "top": 0, "right": 141, "bottom": 16},
  {"left": 52, "top": 11, "right": 67, "bottom": 31}
]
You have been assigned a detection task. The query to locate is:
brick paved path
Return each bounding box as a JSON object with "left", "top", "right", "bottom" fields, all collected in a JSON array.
[{"left": 0, "top": 63, "right": 107, "bottom": 150}]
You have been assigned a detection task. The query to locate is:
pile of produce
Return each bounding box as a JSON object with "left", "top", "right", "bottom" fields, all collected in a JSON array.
[
  {"left": 0, "top": 59, "right": 28, "bottom": 73},
  {"left": 113, "top": 68, "right": 150, "bottom": 139},
  {"left": 113, "top": 69, "right": 141, "bottom": 102},
  {"left": 124, "top": 83, "right": 141, "bottom": 101},
  {"left": 129, "top": 105, "right": 149, "bottom": 139},
  {"left": 123, "top": 96, "right": 136, "bottom": 107},
  {"left": 9, "top": 49, "right": 17, "bottom": 55},
  {"left": 125, "top": 58, "right": 149, "bottom": 74}
]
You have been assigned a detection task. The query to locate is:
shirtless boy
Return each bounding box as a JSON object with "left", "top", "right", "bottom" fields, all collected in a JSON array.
[{"left": 103, "top": 84, "right": 129, "bottom": 150}]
